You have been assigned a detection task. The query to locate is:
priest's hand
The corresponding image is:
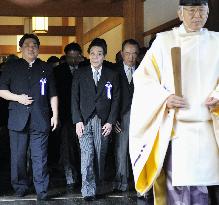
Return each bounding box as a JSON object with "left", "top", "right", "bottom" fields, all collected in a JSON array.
[
  {"left": 205, "top": 97, "right": 219, "bottom": 111},
  {"left": 102, "top": 123, "right": 112, "bottom": 137},
  {"left": 166, "top": 94, "right": 187, "bottom": 109},
  {"left": 76, "top": 122, "right": 84, "bottom": 138}
]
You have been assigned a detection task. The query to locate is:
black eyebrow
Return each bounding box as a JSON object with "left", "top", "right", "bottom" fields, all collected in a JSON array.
[
  {"left": 24, "top": 42, "right": 38, "bottom": 45},
  {"left": 91, "top": 51, "right": 103, "bottom": 53}
]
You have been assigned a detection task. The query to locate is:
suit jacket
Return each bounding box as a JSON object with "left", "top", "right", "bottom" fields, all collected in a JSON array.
[
  {"left": 117, "top": 63, "right": 135, "bottom": 121},
  {"left": 0, "top": 58, "right": 57, "bottom": 132},
  {"left": 54, "top": 63, "right": 73, "bottom": 122},
  {"left": 71, "top": 65, "right": 120, "bottom": 125}
]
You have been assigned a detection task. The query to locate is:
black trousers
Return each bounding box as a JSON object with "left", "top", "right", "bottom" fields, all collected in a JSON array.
[
  {"left": 137, "top": 189, "right": 154, "bottom": 205},
  {"left": 208, "top": 186, "right": 219, "bottom": 205},
  {"left": 10, "top": 126, "right": 49, "bottom": 197}
]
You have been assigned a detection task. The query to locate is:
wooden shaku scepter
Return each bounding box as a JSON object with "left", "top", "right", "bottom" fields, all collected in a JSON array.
[{"left": 171, "top": 47, "right": 182, "bottom": 97}]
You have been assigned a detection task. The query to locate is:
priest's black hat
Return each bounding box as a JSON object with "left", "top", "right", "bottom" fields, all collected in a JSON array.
[{"left": 179, "top": 0, "right": 208, "bottom": 6}]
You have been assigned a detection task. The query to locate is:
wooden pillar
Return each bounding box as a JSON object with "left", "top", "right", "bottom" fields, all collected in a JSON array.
[
  {"left": 62, "top": 17, "right": 69, "bottom": 54},
  {"left": 75, "top": 17, "right": 83, "bottom": 52},
  {"left": 123, "top": 0, "right": 144, "bottom": 45}
]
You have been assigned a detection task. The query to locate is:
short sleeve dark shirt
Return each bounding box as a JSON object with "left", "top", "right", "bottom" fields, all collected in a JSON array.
[
  {"left": 0, "top": 58, "right": 57, "bottom": 112},
  {"left": 0, "top": 58, "right": 57, "bottom": 132}
]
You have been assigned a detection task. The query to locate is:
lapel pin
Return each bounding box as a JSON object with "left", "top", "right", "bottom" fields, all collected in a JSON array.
[
  {"left": 105, "top": 81, "right": 112, "bottom": 99},
  {"left": 40, "top": 78, "right": 47, "bottom": 95}
]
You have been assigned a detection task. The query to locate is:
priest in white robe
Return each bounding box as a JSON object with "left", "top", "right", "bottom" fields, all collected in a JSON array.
[{"left": 129, "top": 0, "right": 219, "bottom": 204}]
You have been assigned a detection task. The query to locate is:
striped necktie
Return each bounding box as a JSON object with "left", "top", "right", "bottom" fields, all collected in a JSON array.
[
  {"left": 94, "top": 70, "right": 99, "bottom": 86},
  {"left": 127, "top": 68, "right": 132, "bottom": 84}
]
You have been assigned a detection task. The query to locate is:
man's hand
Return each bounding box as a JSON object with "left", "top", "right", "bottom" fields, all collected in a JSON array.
[
  {"left": 76, "top": 122, "right": 84, "bottom": 138},
  {"left": 166, "top": 94, "right": 187, "bottom": 109},
  {"left": 114, "top": 121, "right": 121, "bottom": 133},
  {"left": 205, "top": 97, "right": 219, "bottom": 111},
  {"left": 102, "top": 123, "right": 112, "bottom": 137},
  {"left": 17, "top": 94, "right": 34, "bottom": 105},
  {"left": 51, "top": 116, "right": 58, "bottom": 131}
]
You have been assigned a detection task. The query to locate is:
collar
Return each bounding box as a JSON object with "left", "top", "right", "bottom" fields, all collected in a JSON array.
[
  {"left": 29, "top": 60, "right": 36, "bottom": 67},
  {"left": 21, "top": 58, "right": 37, "bottom": 67},
  {"left": 69, "top": 65, "right": 78, "bottom": 70},
  {"left": 178, "top": 23, "right": 206, "bottom": 37},
  {"left": 123, "top": 63, "right": 135, "bottom": 73},
  {"left": 91, "top": 65, "right": 102, "bottom": 76}
]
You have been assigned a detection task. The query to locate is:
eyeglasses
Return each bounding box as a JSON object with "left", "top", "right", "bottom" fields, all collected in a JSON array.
[{"left": 183, "top": 6, "right": 208, "bottom": 17}]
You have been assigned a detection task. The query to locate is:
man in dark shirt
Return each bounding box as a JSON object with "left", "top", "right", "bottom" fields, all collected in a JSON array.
[{"left": 0, "top": 34, "right": 58, "bottom": 201}]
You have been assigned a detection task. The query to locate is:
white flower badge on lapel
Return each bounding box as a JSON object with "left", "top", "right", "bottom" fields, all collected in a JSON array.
[
  {"left": 105, "top": 81, "right": 112, "bottom": 99},
  {"left": 40, "top": 78, "right": 47, "bottom": 95}
]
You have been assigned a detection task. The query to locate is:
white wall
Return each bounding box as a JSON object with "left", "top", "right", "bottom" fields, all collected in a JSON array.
[
  {"left": 84, "top": 24, "right": 123, "bottom": 63},
  {"left": 83, "top": 17, "right": 123, "bottom": 63},
  {"left": 144, "top": 0, "right": 179, "bottom": 45}
]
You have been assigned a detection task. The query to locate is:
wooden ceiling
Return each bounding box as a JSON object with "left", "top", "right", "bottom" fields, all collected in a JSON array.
[{"left": 0, "top": 0, "right": 124, "bottom": 17}]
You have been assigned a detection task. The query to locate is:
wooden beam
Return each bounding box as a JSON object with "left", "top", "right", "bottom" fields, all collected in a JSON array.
[
  {"left": 38, "top": 26, "right": 75, "bottom": 36},
  {"left": 0, "top": 45, "right": 17, "bottom": 55},
  {"left": 143, "top": 18, "right": 181, "bottom": 37},
  {"left": 0, "top": 1, "right": 123, "bottom": 17},
  {"left": 0, "top": 25, "right": 24, "bottom": 35},
  {"left": 0, "top": 45, "right": 62, "bottom": 55},
  {"left": 123, "top": 0, "right": 144, "bottom": 45},
  {"left": 62, "top": 17, "right": 69, "bottom": 54},
  {"left": 0, "top": 25, "right": 76, "bottom": 36},
  {"left": 75, "top": 17, "right": 84, "bottom": 50},
  {"left": 39, "top": 45, "right": 62, "bottom": 54},
  {"left": 83, "top": 17, "right": 124, "bottom": 45}
]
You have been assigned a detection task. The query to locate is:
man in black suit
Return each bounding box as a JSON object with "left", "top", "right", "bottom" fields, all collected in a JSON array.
[
  {"left": 113, "top": 39, "right": 140, "bottom": 192},
  {"left": 72, "top": 38, "right": 120, "bottom": 201},
  {"left": 54, "top": 43, "right": 83, "bottom": 193},
  {"left": 0, "top": 34, "right": 58, "bottom": 201}
]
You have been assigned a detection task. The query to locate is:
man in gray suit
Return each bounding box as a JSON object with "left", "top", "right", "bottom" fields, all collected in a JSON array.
[{"left": 113, "top": 39, "right": 139, "bottom": 192}]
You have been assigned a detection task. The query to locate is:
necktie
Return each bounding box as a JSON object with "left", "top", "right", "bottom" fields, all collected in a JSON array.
[
  {"left": 94, "top": 70, "right": 99, "bottom": 86},
  {"left": 127, "top": 68, "right": 132, "bottom": 84}
]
